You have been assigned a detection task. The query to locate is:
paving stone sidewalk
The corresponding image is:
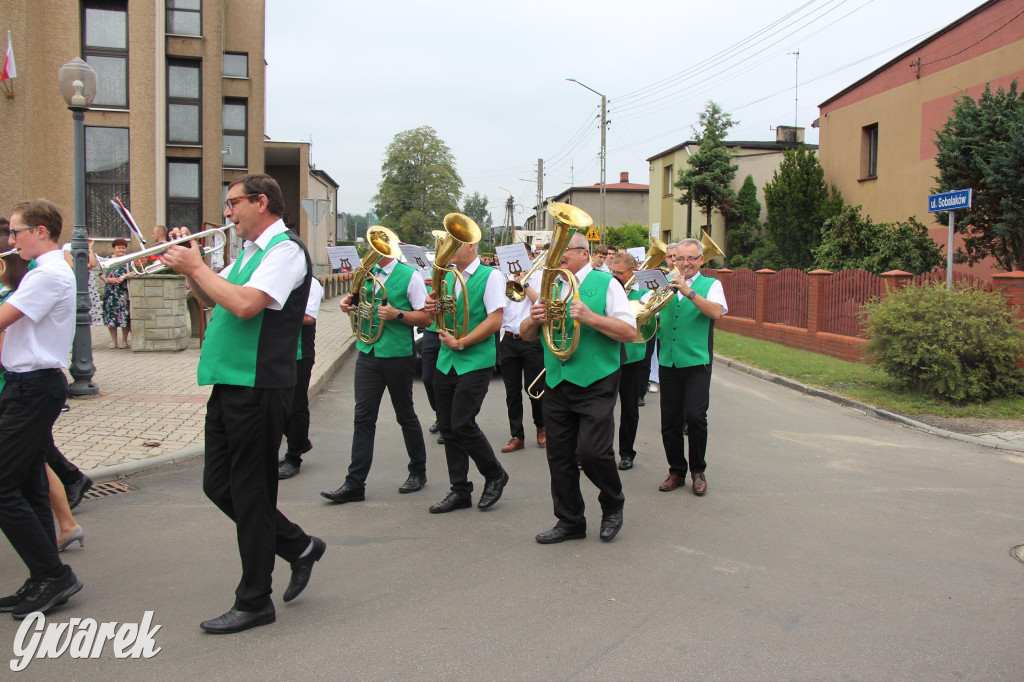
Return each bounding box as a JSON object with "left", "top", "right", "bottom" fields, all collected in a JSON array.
[{"left": 55, "top": 302, "right": 352, "bottom": 472}]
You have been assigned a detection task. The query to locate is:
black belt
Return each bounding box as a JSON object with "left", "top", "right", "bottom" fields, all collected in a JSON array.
[
  {"left": 3, "top": 368, "right": 62, "bottom": 382},
  {"left": 504, "top": 332, "right": 523, "bottom": 340}
]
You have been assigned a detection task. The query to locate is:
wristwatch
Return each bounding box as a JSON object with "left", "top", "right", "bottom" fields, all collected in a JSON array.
[
  {"left": 396, "top": 311, "right": 405, "bottom": 321},
  {"left": 687, "top": 290, "right": 697, "bottom": 301},
  {"left": 456, "top": 340, "right": 465, "bottom": 351}
]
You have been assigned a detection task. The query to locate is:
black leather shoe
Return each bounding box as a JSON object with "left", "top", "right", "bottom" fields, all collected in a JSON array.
[
  {"left": 618, "top": 456, "right": 634, "bottom": 470},
  {"left": 320, "top": 482, "right": 365, "bottom": 503},
  {"left": 65, "top": 475, "right": 94, "bottom": 511},
  {"left": 11, "top": 566, "right": 82, "bottom": 619},
  {"left": 429, "top": 492, "right": 472, "bottom": 514},
  {"left": 600, "top": 509, "right": 623, "bottom": 542},
  {"left": 283, "top": 536, "right": 326, "bottom": 602},
  {"left": 477, "top": 471, "right": 509, "bottom": 510},
  {"left": 0, "top": 578, "right": 35, "bottom": 613},
  {"left": 437, "top": 433, "right": 446, "bottom": 445},
  {"left": 398, "top": 473, "right": 426, "bottom": 493},
  {"left": 278, "top": 459, "right": 301, "bottom": 479},
  {"left": 536, "top": 527, "right": 586, "bottom": 544},
  {"left": 200, "top": 605, "right": 276, "bottom": 634},
  {"left": 428, "top": 421, "right": 440, "bottom": 434},
  {"left": 637, "top": 396, "right": 645, "bottom": 407}
]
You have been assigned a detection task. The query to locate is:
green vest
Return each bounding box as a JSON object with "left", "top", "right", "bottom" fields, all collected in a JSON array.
[
  {"left": 658, "top": 274, "right": 716, "bottom": 368},
  {"left": 197, "top": 231, "right": 311, "bottom": 387},
  {"left": 355, "top": 261, "right": 415, "bottom": 358},
  {"left": 543, "top": 269, "right": 621, "bottom": 389},
  {"left": 436, "top": 264, "right": 496, "bottom": 375},
  {"left": 623, "top": 288, "right": 648, "bottom": 364}
]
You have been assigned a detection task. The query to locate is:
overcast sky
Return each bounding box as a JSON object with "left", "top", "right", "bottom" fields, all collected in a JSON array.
[{"left": 265, "top": 0, "right": 977, "bottom": 224}]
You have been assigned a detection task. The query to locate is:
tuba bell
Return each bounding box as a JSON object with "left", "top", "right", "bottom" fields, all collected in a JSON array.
[
  {"left": 699, "top": 229, "right": 726, "bottom": 262},
  {"left": 432, "top": 213, "right": 481, "bottom": 338},
  {"left": 349, "top": 225, "right": 402, "bottom": 344},
  {"left": 538, "top": 202, "right": 591, "bottom": 362}
]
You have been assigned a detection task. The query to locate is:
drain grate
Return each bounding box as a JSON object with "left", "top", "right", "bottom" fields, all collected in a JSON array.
[{"left": 82, "top": 480, "right": 137, "bottom": 501}]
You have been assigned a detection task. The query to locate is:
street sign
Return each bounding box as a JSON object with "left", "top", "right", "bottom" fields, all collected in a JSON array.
[
  {"left": 585, "top": 226, "right": 601, "bottom": 242},
  {"left": 928, "top": 189, "right": 972, "bottom": 213}
]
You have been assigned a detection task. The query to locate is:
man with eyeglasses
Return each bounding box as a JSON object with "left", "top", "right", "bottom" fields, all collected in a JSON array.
[
  {"left": 521, "top": 231, "right": 636, "bottom": 544},
  {"left": 656, "top": 238, "right": 727, "bottom": 497},
  {"left": 161, "top": 173, "right": 325, "bottom": 634}
]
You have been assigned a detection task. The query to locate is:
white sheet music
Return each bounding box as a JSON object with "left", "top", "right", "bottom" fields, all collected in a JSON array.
[
  {"left": 327, "top": 245, "right": 360, "bottom": 271},
  {"left": 399, "top": 243, "right": 431, "bottom": 272},
  {"left": 634, "top": 269, "right": 670, "bottom": 291},
  {"left": 495, "top": 243, "right": 530, "bottom": 280}
]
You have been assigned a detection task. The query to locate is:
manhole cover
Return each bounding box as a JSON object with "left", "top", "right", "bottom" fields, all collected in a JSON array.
[
  {"left": 1012, "top": 545, "right": 1024, "bottom": 566},
  {"left": 82, "top": 481, "right": 137, "bottom": 502}
]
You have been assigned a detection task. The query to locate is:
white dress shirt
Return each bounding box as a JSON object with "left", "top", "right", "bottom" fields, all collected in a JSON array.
[
  {"left": 370, "top": 258, "right": 427, "bottom": 310},
  {"left": 573, "top": 263, "right": 637, "bottom": 328},
  {"left": 219, "top": 219, "right": 306, "bottom": 311},
  {"left": 502, "top": 269, "right": 543, "bottom": 333},
  {"left": 1, "top": 250, "right": 76, "bottom": 372},
  {"left": 305, "top": 278, "right": 325, "bottom": 320},
  {"left": 450, "top": 257, "right": 505, "bottom": 315},
  {"left": 677, "top": 272, "right": 728, "bottom": 315}
]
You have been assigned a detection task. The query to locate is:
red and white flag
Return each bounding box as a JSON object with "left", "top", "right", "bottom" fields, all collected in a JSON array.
[{"left": 1, "top": 30, "right": 16, "bottom": 81}]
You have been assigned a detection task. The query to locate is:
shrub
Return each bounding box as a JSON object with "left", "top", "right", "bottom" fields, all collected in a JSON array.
[{"left": 864, "top": 283, "right": 1024, "bottom": 403}]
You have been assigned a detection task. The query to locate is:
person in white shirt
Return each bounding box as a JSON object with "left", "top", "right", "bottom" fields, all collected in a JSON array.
[
  {"left": 278, "top": 277, "right": 325, "bottom": 479},
  {"left": 0, "top": 199, "right": 84, "bottom": 619},
  {"left": 656, "top": 238, "right": 728, "bottom": 497}
]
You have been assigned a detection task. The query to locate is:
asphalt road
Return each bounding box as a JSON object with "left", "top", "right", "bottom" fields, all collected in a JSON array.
[{"left": 2, "top": 355, "right": 1023, "bottom": 680}]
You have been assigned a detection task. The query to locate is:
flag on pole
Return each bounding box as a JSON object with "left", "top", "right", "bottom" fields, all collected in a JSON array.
[{"left": 1, "top": 30, "right": 16, "bottom": 81}]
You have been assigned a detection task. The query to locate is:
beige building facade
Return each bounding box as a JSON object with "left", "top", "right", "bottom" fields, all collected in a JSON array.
[
  {"left": 816, "top": 0, "right": 1024, "bottom": 276},
  {"left": 523, "top": 171, "right": 649, "bottom": 233},
  {"left": 0, "top": 0, "right": 266, "bottom": 247}
]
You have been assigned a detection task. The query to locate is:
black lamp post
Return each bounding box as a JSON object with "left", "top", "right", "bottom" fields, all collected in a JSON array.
[{"left": 58, "top": 57, "right": 99, "bottom": 396}]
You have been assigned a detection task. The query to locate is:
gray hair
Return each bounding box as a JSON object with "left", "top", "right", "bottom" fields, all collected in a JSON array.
[{"left": 678, "top": 238, "right": 702, "bottom": 256}]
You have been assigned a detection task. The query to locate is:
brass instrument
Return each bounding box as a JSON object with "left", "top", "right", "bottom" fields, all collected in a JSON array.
[
  {"left": 431, "top": 213, "right": 481, "bottom": 338},
  {"left": 97, "top": 226, "right": 232, "bottom": 277},
  {"left": 0, "top": 248, "right": 17, "bottom": 277},
  {"left": 505, "top": 254, "right": 544, "bottom": 302},
  {"left": 699, "top": 229, "right": 726, "bottom": 262},
  {"left": 537, "top": 202, "right": 591, "bottom": 364},
  {"left": 349, "top": 225, "right": 402, "bottom": 344},
  {"left": 623, "top": 237, "right": 667, "bottom": 290}
]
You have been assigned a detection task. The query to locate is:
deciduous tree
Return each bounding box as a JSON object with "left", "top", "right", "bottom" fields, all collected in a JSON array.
[{"left": 814, "top": 205, "right": 944, "bottom": 275}]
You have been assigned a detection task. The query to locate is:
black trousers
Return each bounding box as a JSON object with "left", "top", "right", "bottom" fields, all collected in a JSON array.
[
  {"left": 45, "top": 442, "right": 83, "bottom": 486},
  {"left": 617, "top": 359, "right": 646, "bottom": 458},
  {"left": 203, "top": 384, "right": 310, "bottom": 611},
  {"left": 420, "top": 330, "right": 440, "bottom": 414},
  {"left": 641, "top": 338, "right": 657, "bottom": 396},
  {"left": 499, "top": 334, "right": 544, "bottom": 440},
  {"left": 283, "top": 355, "right": 314, "bottom": 462},
  {"left": 659, "top": 363, "right": 712, "bottom": 479},
  {"left": 434, "top": 367, "right": 504, "bottom": 495},
  {"left": 346, "top": 351, "right": 427, "bottom": 488},
  {"left": 544, "top": 373, "right": 624, "bottom": 531},
  {"left": 0, "top": 372, "right": 67, "bottom": 579}
]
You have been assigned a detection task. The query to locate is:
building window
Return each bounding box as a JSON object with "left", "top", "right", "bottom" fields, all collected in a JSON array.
[
  {"left": 84, "top": 127, "right": 130, "bottom": 238},
  {"left": 167, "top": 160, "right": 201, "bottom": 229},
  {"left": 663, "top": 164, "right": 674, "bottom": 197},
  {"left": 223, "top": 52, "right": 248, "bottom": 78},
  {"left": 167, "top": 59, "right": 201, "bottom": 144},
  {"left": 861, "top": 123, "right": 878, "bottom": 179},
  {"left": 222, "top": 98, "right": 247, "bottom": 168},
  {"left": 83, "top": 1, "right": 128, "bottom": 108},
  {"left": 166, "top": 0, "right": 201, "bottom": 36}
]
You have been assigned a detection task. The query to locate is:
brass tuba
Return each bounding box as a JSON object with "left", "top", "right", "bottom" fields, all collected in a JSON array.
[
  {"left": 349, "top": 225, "right": 402, "bottom": 344},
  {"left": 537, "top": 202, "right": 592, "bottom": 362},
  {"left": 432, "top": 213, "right": 481, "bottom": 338}
]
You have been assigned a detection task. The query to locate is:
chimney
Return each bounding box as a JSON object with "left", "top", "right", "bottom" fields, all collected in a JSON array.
[
  {"left": 775, "top": 126, "right": 805, "bottom": 144},
  {"left": 619, "top": 171, "right": 629, "bottom": 183}
]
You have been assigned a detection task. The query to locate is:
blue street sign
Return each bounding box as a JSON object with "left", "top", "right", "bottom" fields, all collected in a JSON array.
[{"left": 928, "top": 189, "right": 972, "bottom": 213}]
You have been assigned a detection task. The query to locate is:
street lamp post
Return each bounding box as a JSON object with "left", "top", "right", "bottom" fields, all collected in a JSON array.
[
  {"left": 58, "top": 57, "right": 99, "bottom": 396},
  {"left": 566, "top": 78, "right": 607, "bottom": 238}
]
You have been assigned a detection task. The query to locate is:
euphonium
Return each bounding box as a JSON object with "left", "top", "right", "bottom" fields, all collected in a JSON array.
[
  {"left": 97, "top": 225, "right": 231, "bottom": 277},
  {"left": 432, "top": 213, "right": 481, "bottom": 338},
  {"left": 349, "top": 225, "right": 402, "bottom": 344},
  {"left": 537, "top": 202, "right": 591, "bottom": 362}
]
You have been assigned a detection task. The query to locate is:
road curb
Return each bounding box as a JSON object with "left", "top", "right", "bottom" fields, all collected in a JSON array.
[{"left": 714, "top": 353, "right": 1024, "bottom": 455}]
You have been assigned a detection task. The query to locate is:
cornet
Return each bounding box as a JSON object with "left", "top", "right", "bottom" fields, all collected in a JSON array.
[
  {"left": 97, "top": 226, "right": 231, "bottom": 277},
  {"left": 432, "top": 213, "right": 481, "bottom": 338},
  {"left": 349, "top": 225, "right": 402, "bottom": 344}
]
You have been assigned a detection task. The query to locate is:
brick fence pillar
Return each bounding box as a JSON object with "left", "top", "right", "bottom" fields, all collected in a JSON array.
[
  {"left": 991, "top": 271, "right": 1024, "bottom": 326},
  {"left": 754, "top": 269, "right": 775, "bottom": 325},
  {"left": 879, "top": 270, "right": 913, "bottom": 299},
  {"left": 806, "top": 269, "right": 832, "bottom": 335}
]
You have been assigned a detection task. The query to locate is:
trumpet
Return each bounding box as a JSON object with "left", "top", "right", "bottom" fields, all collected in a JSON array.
[
  {"left": 505, "top": 255, "right": 544, "bottom": 302},
  {"left": 0, "top": 248, "right": 17, "bottom": 277},
  {"left": 432, "top": 213, "right": 481, "bottom": 338},
  {"left": 97, "top": 226, "right": 231, "bottom": 277},
  {"left": 349, "top": 225, "right": 402, "bottom": 344}
]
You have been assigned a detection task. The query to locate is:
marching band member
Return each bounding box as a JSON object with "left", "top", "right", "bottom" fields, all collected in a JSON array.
[
  {"left": 278, "top": 276, "right": 325, "bottom": 479},
  {"left": 656, "top": 238, "right": 727, "bottom": 496},
  {"left": 609, "top": 252, "right": 649, "bottom": 471},
  {"left": 425, "top": 240, "right": 510, "bottom": 514},
  {"left": 162, "top": 174, "right": 324, "bottom": 633},
  {"left": 321, "top": 253, "right": 431, "bottom": 502},
  {"left": 521, "top": 232, "right": 636, "bottom": 544},
  {"left": 497, "top": 243, "right": 546, "bottom": 453},
  {"left": 0, "top": 200, "right": 83, "bottom": 618}
]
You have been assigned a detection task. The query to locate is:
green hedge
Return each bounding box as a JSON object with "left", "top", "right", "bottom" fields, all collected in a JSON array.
[{"left": 864, "top": 283, "right": 1024, "bottom": 403}]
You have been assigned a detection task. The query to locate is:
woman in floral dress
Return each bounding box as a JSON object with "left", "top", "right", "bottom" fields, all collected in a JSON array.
[{"left": 101, "top": 238, "right": 131, "bottom": 348}]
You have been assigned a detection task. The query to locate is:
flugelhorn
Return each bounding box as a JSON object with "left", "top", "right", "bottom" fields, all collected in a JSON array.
[
  {"left": 0, "top": 248, "right": 17, "bottom": 277},
  {"left": 349, "top": 225, "right": 402, "bottom": 344},
  {"left": 97, "top": 225, "right": 231, "bottom": 277},
  {"left": 432, "top": 213, "right": 481, "bottom": 338}
]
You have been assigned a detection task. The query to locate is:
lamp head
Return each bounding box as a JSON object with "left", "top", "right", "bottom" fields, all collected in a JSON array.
[{"left": 58, "top": 57, "right": 98, "bottom": 108}]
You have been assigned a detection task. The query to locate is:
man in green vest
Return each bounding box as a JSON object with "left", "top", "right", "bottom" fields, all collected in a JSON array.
[
  {"left": 425, "top": 241, "right": 510, "bottom": 514},
  {"left": 656, "top": 238, "right": 727, "bottom": 497},
  {"left": 320, "top": 252, "right": 432, "bottom": 502},
  {"left": 520, "top": 232, "right": 637, "bottom": 544},
  {"left": 609, "top": 252, "right": 651, "bottom": 471},
  {"left": 161, "top": 174, "right": 325, "bottom": 634}
]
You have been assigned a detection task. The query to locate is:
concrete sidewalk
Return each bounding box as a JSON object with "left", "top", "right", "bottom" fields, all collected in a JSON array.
[{"left": 55, "top": 301, "right": 353, "bottom": 481}]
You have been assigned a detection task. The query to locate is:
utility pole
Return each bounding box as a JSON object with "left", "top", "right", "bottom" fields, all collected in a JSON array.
[
  {"left": 566, "top": 78, "right": 607, "bottom": 236},
  {"left": 536, "top": 158, "right": 544, "bottom": 234},
  {"left": 789, "top": 49, "right": 800, "bottom": 127},
  {"left": 504, "top": 194, "right": 515, "bottom": 244}
]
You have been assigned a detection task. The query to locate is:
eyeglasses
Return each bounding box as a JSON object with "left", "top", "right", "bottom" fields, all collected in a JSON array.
[
  {"left": 224, "top": 194, "right": 261, "bottom": 210},
  {"left": 678, "top": 255, "right": 703, "bottom": 263},
  {"left": 564, "top": 247, "right": 588, "bottom": 251},
  {"left": 9, "top": 225, "right": 38, "bottom": 236}
]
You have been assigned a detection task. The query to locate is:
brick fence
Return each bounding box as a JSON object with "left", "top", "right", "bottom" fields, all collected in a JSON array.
[{"left": 712, "top": 268, "right": 1024, "bottom": 363}]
